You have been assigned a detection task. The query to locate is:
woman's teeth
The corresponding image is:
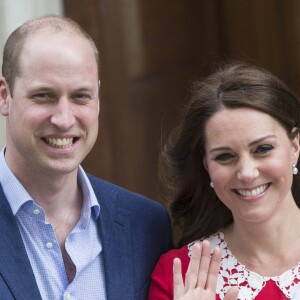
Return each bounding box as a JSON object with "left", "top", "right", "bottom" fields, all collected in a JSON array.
[{"left": 236, "top": 184, "right": 268, "bottom": 197}]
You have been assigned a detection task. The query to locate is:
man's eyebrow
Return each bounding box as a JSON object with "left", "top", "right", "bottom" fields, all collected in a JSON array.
[
  {"left": 73, "top": 87, "right": 94, "bottom": 92},
  {"left": 28, "top": 86, "right": 54, "bottom": 92}
]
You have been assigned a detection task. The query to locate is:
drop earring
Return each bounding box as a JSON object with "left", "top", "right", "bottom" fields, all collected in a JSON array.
[
  {"left": 292, "top": 164, "right": 298, "bottom": 175},
  {"left": 210, "top": 182, "right": 214, "bottom": 188}
]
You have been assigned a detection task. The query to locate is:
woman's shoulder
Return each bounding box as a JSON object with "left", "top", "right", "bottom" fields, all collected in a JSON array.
[
  {"left": 153, "top": 230, "right": 225, "bottom": 278},
  {"left": 159, "top": 244, "right": 190, "bottom": 265},
  {"left": 189, "top": 230, "right": 224, "bottom": 253},
  {"left": 159, "top": 230, "right": 224, "bottom": 264}
]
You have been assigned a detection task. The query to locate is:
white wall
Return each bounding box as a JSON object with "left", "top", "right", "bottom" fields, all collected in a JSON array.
[{"left": 0, "top": 0, "right": 64, "bottom": 149}]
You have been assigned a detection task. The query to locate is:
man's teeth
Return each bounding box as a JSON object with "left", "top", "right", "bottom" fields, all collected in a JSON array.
[
  {"left": 236, "top": 184, "right": 268, "bottom": 197},
  {"left": 45, "top": 137, "right": 74, "bottom": 148}
]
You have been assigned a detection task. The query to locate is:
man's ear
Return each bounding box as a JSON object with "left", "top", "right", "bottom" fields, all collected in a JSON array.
[
  {"left": 0, "top": 77, "right": 11, "bottom": 116},
  {"left": 97, "top": 80, "right": 100, "bottom": 114}
]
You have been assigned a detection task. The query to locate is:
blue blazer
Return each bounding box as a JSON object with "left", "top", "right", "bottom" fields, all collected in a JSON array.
[{"left": 0, "top": 174, "right": 172, "bottom": 300}]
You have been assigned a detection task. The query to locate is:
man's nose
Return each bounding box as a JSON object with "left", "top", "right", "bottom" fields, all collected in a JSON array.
[{"left": 50, "top": 98, "right": 75, "bottom": 130}]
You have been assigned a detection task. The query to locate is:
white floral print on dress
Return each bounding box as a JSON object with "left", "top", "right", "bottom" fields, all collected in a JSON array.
[{"left": 188, "top": 231, "right": 300, "bottom": 300}]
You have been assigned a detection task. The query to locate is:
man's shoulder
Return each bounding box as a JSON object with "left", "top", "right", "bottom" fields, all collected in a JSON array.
[{"left": 86, "top": 173, "right": 167, "bottom": 213}]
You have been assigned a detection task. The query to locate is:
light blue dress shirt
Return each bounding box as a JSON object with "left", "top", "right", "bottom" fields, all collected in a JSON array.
[{"left": 0, "top": 148, "right": 107, "bottom": 300}]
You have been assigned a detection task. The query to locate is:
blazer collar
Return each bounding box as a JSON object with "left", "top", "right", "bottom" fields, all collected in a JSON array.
[{"left": 90, "top": 177, "right": 135, "bottom": 300}]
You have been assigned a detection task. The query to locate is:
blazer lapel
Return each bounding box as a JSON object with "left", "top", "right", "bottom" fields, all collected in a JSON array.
[
  {"left": 0, "top": 185, "right": 42, "bottom": 300},
  {"left": 93, "top": 184, "right": 135, "bottom": 300}
]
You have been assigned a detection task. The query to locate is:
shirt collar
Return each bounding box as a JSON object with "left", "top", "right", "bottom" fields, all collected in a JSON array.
[
  {"left": 77, "top": 165, "right": 100, "bottom": 220},
  {"left": 0, "top": 147, "right": 33, "bottom": 215},
  {"left": 0, "top": 147, "right": 100, "bottom": 219}
]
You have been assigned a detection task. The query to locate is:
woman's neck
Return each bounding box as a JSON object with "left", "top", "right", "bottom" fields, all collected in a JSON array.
[{"left": 223, "top": 204, "right": 300, "bottom": 276}]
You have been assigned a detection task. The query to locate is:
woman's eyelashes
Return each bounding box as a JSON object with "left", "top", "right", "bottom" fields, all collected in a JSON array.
[
  {"left": 214, "top": 152, "right": 235, "bottom": 163},
  {"left": 255, "top": 144, "right": 274, "bottom": 154},
  {"left": 213, "top": 144, "right": 275, "bottom": 163}
]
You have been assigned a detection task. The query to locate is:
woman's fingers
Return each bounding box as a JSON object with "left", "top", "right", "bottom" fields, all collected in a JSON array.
[
  {"left": 184, "top": 242, "right": 202, "bottom": 290},
  {"left": 181, "top": 240, "right": 219, "bottom": 291},
  {"left": 173, "top": 240, "right": 239, "bottom": 300},
  {"left": 224, "top": 287, "right": 239, "bottom": 300},
  {"left": 197, "top": 240, "right": 215, "bottom": 289},
  {"left": 204, "top": 246, "right": 222, "bottom": 291},
  {"left": 173, "top": 257, "right": 185, "bottom": 298}
]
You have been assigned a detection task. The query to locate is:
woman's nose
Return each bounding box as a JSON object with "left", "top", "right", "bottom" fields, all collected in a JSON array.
[{"left": 236, "top": 158, "right": 259, "bottom": 182}]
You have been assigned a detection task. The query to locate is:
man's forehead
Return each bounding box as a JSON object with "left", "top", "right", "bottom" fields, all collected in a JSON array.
[
  {"left": 17, "top": 27, "right": 99, "bottom": 77},
  {"left": 25, "top": 28, "right": 81, "bottom": 43},
  {"left": 21, "top": 31, "right": 93, "bottom": 59}
]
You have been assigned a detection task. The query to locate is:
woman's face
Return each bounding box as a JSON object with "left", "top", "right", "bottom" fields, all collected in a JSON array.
[{"left": 203, "top": 108, "right": 299, "bottom": 223}]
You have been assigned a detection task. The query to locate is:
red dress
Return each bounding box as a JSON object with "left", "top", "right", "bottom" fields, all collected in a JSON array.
[{"left": 148, "top": 231, "right": 300, "bottom": 300}]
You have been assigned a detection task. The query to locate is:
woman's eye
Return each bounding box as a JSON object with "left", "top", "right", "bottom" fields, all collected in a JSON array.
[
  {"left": 214, "top": 153, "right": 234, "bottom": 162},
  {"left": 255, "top": 144, "right": 274, "bottom": 154}
]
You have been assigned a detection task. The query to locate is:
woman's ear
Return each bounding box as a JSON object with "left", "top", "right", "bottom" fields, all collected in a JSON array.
[
  {"left": 0, "top": 78, "right": 11, "bottom": 116},
  {"left": 291, "top": 127, "right": 300, "bottom": 162},
  {"left": 203, "top": 155, "right": 208, "bottom": 172}
]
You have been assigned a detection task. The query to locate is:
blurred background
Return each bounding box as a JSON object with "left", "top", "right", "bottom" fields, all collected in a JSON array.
[{"left": 1, "top": 0, "right": 300, "bottom": 204}]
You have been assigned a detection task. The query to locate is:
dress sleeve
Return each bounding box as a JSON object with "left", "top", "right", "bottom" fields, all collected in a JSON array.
[{"left": 148, "top": 246, "right": 189, "bottom": 300}]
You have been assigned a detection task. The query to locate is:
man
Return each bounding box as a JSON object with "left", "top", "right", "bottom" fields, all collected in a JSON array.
[{"left": 0, "top": 15, "right": 172, "bottom": 300}]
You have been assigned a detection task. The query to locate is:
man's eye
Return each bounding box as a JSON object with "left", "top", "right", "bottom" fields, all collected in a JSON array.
[
  {"left": 73, "top": 94, "right": 91, "bottom": 102},
  {"left": 214, "top": 153, "right": 234, "bottom": 162},
  {"left": 33, "top": 93, "right": 53, "bottom": 100},
  {"left": 255, "top": 144, "right": 274, "bottom": 154}
]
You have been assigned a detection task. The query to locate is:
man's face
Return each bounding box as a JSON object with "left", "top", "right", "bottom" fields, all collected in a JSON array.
[{"left": 1, "top": 31, "right": 100, "bottom": 178}]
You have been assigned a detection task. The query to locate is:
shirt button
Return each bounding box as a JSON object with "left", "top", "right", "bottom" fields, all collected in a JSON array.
[
  {"left": 33, "top": 209, "right": 40, "bottom": 215},
  {"left": 46, "top": 242, "right": 53, "bottom": 249},
  {"left": 64, "top": 293, "right": 71, "bottom": 300}
]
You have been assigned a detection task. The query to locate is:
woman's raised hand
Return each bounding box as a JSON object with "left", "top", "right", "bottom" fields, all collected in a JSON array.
[{"left": 173, "top": 240, "right": 239, "bottom": 300}]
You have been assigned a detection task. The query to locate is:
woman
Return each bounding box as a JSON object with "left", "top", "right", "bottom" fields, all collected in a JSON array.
[{"left": 148, "top": 62, "right": 300, "bottom": 300}]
